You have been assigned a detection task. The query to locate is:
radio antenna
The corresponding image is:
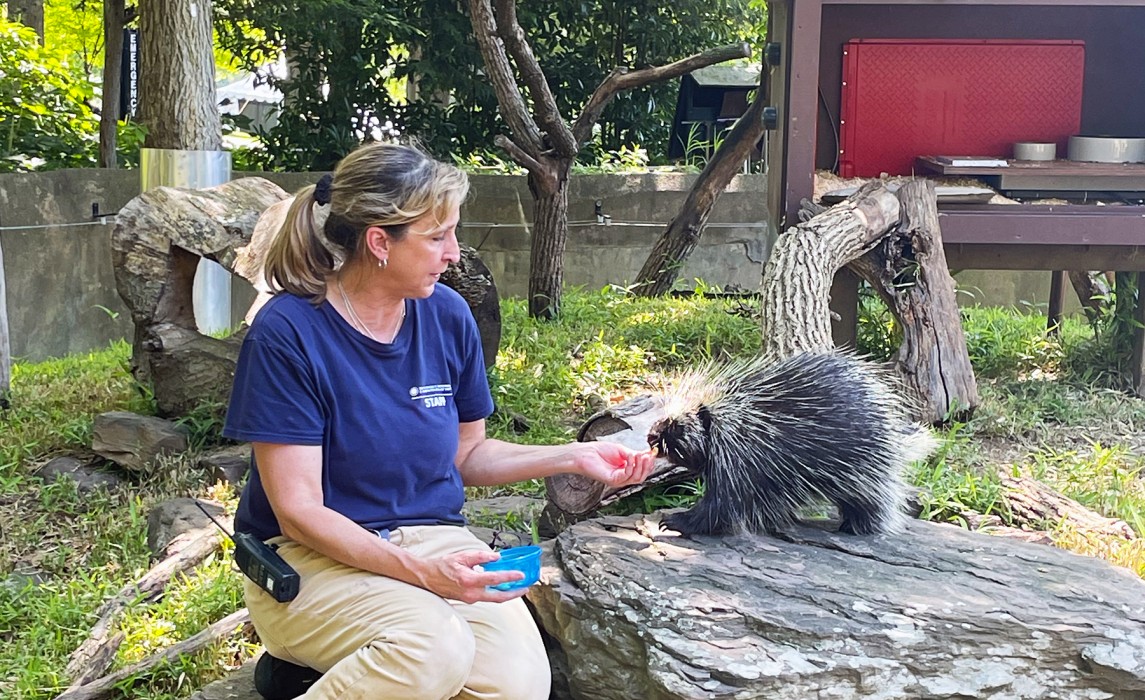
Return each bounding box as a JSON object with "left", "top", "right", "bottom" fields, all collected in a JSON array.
[{"left": 194, "top": 499, "right": 235, "bottom": 540}]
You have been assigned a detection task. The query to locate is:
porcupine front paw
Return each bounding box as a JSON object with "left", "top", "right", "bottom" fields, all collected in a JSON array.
[
  {"left": 662, "top": 506, "right": 728, "bottom": 536},
  {"left": 660, "top": 509, "right": 697, "bottom": 535}
]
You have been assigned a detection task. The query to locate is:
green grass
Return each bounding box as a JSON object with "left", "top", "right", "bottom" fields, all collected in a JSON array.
[
  {"left": 2, "top": 287, "right": 1145, "bottom": 698},
  {"left": 0, "top": 340, "right": 242, "bottom": 699},
  {"left": 485, "top": 284, "right": 761, "bottom": 446},
  {"left": 908, "top": 422, "right": 1009, "bottom": 526}
]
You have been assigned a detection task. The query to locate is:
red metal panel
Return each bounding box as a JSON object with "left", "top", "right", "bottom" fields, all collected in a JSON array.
[{"left": 839, "top": 39, "right": 1085, "bottom": 177}]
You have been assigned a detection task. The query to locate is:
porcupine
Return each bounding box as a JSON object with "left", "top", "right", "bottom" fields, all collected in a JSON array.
[{"left": 646, "top": 351, "right": 937, "bottom": 536}]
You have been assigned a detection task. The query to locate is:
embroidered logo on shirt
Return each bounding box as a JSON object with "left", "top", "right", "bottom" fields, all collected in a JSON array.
[{"left": 410, "top": 383, "right": 453, "bottom": 408}]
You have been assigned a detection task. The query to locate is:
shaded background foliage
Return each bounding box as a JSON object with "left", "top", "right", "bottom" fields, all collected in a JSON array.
[
  {"left": 0, "top": 19, "right": 144, "bottom": 171},
  {"left": 214, "top": 0, "right": 759, "bottom": 170}
]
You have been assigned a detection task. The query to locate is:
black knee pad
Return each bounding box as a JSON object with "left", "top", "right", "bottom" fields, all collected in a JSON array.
[{"left": 254, "top": 652, "right": 323, "bottom": 700}]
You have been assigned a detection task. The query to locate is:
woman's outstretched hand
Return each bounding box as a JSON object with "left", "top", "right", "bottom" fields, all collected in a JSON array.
[{"left": 573, "top": 442, "right": 656, "bottom": 488}]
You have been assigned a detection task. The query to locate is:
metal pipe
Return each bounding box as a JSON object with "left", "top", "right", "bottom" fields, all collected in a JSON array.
[{"left": 140, "top": 148, "right": 233, "bottom": 335}]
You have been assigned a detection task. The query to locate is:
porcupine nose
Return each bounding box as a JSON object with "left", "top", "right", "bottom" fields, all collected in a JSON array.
[{"left": 646, "top": 421, "right": 664, "bottom": 456}]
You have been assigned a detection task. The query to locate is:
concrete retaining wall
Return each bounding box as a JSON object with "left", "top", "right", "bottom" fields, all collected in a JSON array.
[
  {"left": 0, "top": 169, "right": 139, "bottom": 362},
  {"left": 457, "top": 172, "right": 769, "bottom": 299},
  {"left": 0, "top": 168, "right": 1076, "bottom": 362},
  {"left": 0, "top": 169, "right": 768, "bottom": 361}
]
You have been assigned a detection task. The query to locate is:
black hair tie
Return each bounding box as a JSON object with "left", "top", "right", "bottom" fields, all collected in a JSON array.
[{"left": 313, "top": 173, "right": 334, "bottom": 206}]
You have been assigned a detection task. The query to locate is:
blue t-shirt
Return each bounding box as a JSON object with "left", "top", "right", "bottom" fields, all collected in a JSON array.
[{"left": 223, "top": 284, "right": 494, "bottom": 541}]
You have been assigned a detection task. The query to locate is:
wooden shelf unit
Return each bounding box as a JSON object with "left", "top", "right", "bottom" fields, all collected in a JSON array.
[{"left": 763, "top": 0, "right": 1145, "bottom": 393}]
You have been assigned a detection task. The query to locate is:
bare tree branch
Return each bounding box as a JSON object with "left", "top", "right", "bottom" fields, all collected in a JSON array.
[
  {"left": 572, "top": 42, "right": 752, "bottom": 147},
  {"left": 64, "top": 530, "right": 223, "bottom": 685},
  {"left": 466, "top": 0, "right": 544, "bottom": 156},
  {"left": 634, "top": 84, "right": 766, "bottom": 296},
  {"left": 492, "top": 0, "right": 577, "bottom": 158},
  {"left": 495, "top": 135, "right": 556, "bottom": 189},
  {"left": 54, "top": 609, "right": 252, "bottom": 700}
]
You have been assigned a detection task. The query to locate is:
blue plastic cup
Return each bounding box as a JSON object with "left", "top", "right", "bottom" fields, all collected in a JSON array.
[{"left": 479, "top": 545, "right": 542, "bottom": 591}]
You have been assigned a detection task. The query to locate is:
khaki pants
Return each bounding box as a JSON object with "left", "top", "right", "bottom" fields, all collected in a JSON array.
[{"left": 243, "top": 525, "right": 551, "bottom": 700}]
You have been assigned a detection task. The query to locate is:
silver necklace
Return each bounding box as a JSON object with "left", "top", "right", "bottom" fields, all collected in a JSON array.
[{"left": 338, "top": 278, "right": 405, "bottom": 343}]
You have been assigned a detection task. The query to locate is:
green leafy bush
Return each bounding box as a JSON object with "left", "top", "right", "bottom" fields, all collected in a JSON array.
[
  {"left": 0, "top": 20, "right": 145, "bottom": 171},
  {"left": 0, "top": 20, "right": 99, "bottom": 171}
]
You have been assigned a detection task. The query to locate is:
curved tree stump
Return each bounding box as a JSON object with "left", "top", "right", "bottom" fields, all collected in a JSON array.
[
  {"left": 848, "top": 179, "right": 979, "bottom": 422},
  {"left": 111, "top": 177, "right": 290, "bottom": 417},
  {"left": 759, "top": 182, "right": 901, "bottom": 362}
]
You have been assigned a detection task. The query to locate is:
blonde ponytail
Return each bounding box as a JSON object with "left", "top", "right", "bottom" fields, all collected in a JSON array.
[{"left": 263, "top": 184, "right": 337, "bottom": 302}]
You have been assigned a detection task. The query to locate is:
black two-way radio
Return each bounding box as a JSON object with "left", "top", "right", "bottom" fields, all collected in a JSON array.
[{"left": 194, "top": 501, "right": 300, "bottom": 603}]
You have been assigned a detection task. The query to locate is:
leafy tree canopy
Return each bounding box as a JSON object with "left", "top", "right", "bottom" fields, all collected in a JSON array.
[
  {"left": 215, "top": 0, "right": 763, "bottom": 170},
  {"left": 44, "top": 0, "right": 104, "bottom": 78},
  {"left": 0, "top": 18, "right": 144, "bottom": 171}
]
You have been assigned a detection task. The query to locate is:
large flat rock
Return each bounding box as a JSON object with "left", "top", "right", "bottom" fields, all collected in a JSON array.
[{"left": 528, "top": 515, "right": 1145, "bottom": 699}]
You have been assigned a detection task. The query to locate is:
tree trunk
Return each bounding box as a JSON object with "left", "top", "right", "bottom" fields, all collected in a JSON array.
[
  {"left": 7, "top": 0, "right": 44, "bottom": 42},
  {"left": 138, "top": 0, "right": 221, "bottom": 150},
  {"left": 1067, "top": 270, "right": 1111, "bottom": 326},
  {"left": 527, "top": 168, "right": 570, "bottom": 319},
  {"left": 0, "top": 235, "right": 9, "bottom": 409},
  {"left": 633, "top": 78, "right": 765, "bottom": 297},
  {"left": 849, "top": 180, "right": 979, "bottom": 422},
  {"left": 466, "top": 0, "right": 749, "bottom": 320},
  {"left": 99, "top": 0, "right": 127, "bottom": 168}
]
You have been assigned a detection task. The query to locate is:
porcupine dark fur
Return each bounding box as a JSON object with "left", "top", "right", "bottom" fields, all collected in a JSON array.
[{"left": 647, "top": 351, "right": 937, "bottom": 536}]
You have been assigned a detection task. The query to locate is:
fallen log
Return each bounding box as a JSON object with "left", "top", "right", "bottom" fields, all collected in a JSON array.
[
  {"left": 55, "top": 608, "right": 252, "bottom": 700},
  {"left": 64, "top": 530, "right": 222, "bottom": 685},
  {"left": 65, "top": 633, "right": 125, "bottom": 690},
  {"left": 1001, "top": 473, "right": 1138, "bottom": 540},
  {"left": 111, "top": 177, "right": 289, "bottom": 417},
  {"left": 543, "top": 394, "right": 685, "bottom": 521}
]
